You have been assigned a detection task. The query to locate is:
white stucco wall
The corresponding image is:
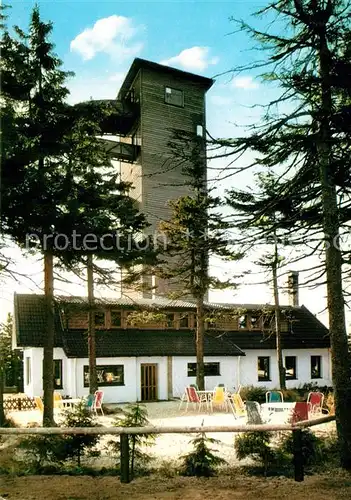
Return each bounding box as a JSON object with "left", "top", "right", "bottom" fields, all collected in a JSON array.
[
  {"left": 75, "top": 357, "right": 138, "bottom": 403},
  {"left": 239, "top": 348, "right": 332, "bottom": 388},
  {"left": 172, "top": 356, "right": 240, "bottom": 398},
  {"left": 23, "top": 347, "right": 332, "bottom": 403},
  {"left": 74, "top": 356, "right": 168, "bottom": 403},
  {"left": 23, "top": 347, "right": 68, "bottom": 397}
]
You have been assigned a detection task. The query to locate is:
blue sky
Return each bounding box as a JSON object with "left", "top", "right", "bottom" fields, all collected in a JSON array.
[{"left": 1, "top": 1, "right": 338, "bottom": 328}]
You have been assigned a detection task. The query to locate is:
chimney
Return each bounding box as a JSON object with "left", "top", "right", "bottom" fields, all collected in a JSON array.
[{"left": 287, "top": 271, "right": 299, "bottom": 306}]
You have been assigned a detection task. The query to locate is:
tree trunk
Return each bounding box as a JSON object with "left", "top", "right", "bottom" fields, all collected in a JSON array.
[
  {"left": 196, "top": 297, "right": 205, "bottom": 391},
  {"left": 318, "top": 31, "right": 351, "bottom": 469},
  {"left": 0, "top": 357, "right": 5, "bottom": 426},
  {"left": 87, "top": 255, "right": 98, "bottom": 395},
  {"left": 42, "top": 251, "right": 55, "bottom": 426},
  {"left": 272, "top": 240, "right": 286, "bottom": 390}
]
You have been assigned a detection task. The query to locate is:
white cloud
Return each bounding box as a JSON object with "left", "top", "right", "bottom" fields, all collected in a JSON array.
[
  {"left": 232, "top": 76, "right": 259, "bottom": 90},
  {"left": 70, "top": 15, "right": 143, "bottom": 61},
  {"left": 67, "top": 77, "right": 124, "bottom": 104},
  {"left": 160, "top": 47, "right": 218, "bottom": 71}
]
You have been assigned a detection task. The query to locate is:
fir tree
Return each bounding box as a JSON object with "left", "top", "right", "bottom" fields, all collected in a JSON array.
[
  {"left": 214, "top": 0, "right": 351, "bottom": 467},
  {"left": 0, "top": 6, "right": 153, "bottom": 425},
  {"left": 155, "top": 132, "right": 242, "bottom": 390}
]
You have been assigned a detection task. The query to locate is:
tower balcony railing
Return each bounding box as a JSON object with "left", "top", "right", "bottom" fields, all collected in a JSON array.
[{"left": 99, "top": 137, "right": 140, "bottom": 163}]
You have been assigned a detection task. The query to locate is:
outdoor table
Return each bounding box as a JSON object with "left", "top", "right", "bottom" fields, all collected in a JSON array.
[
  {"left": 261, "top": 402, "right": 296, "bottom": 422},
  {"left": 261, "top": 402, "right": 296, "bottom": 413},
  {"left": 62, "top": 398, "right": 81, "bottom": 408}
]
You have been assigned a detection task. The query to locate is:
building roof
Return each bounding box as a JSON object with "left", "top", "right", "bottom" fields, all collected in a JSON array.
[
  {"left": 14, "top": 294, "right": 64, "bottom": 348},
  {"left": 13, "top": 293, "right": 330, "bottom": 355},
  {"left": 54, "top": 294, "right": 301, "bottom": 313},
  {"left": 62, "top": 329, "right": 244, "bottom": 358},
  {"left": 118, "top": 57, "right": 214, "bottom": 100}
]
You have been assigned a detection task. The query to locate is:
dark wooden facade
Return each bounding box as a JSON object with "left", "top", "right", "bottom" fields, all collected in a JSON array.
[{"left": 116, "top": 59, "right": 213, "bottom": 298}]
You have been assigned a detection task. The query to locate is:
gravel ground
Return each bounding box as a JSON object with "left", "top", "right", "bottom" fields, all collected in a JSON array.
[{"left": 6, "top": 400, "right": 336, "bottom": 470}]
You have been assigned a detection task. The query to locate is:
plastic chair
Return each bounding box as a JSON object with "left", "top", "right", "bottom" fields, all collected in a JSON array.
[
  {"left": 93, "top": 390, "right": 104, "bottom": 416},
  {"left": 230, "top": 393, "right": 246, "bottom": 418},
  {"left": 307, "top": 392, "right": 325, "bottom": 417},
  {"left": 184, "top": 386, "right": 207, "bottom": 412},
  {"left": 54, "top": 392, "right": 63, "bottom": 409},
  {"left": 86, "top": 393, "right": 95, "bottom": 411},
  {"left": 246, "top": 401, "right": 265, "bottom": 424},
  {"left": 266, "top": 391, "right": 284, "bottom": 403},
  {"left": 35, "top": 396, "right": 44, "bottom": 412},
  {"left": 291, "top": 402, "right": 309, "bottom": 423},
  {"left": 210, "top": 386, "right": 229, "bottom": 412}
]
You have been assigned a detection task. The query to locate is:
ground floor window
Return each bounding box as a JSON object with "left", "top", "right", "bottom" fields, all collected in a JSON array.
[
  {"left": 83, "top": 365, "right": 124, "bottom": 387},
  {"left": 54, "top": 359, "right": 63, "bottom": 389},
  {"left": 311, "top": 355, "right": 322, "bottom": 379},
  {"left": 187, "top": 362, "right": 220, "bottom": 377},
  {"left": 285, "top": 356, "right": 297, "bottom": 380},
  {"left": 258, "top": 356, "right": 270, "bottom": 381}
]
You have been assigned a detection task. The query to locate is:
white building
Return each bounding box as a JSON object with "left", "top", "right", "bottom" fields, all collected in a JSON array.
[{"left": 13, "top": 293, "right": 332, "bottom": 403}]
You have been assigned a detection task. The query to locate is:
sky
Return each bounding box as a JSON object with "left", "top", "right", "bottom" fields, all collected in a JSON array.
[{"left": 1, "top": 0, "right": 346, "bottom": 329}]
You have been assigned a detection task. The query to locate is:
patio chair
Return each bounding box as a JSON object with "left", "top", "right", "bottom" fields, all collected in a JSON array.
[
  {"left": 291, "top": 402, "right": 309, "bottom": 424},
  {"left": 93, "top": 390, "right": 104, "bottom": 416},
  {"left": 246, "top": 401, "right": 272, "bottom": 425},
  {"left": 178, "top": 390, "right": 188, "bottom": 410},
  {"left": 230, "top": 393, "right": 246, "bottom": 418},
  {"left": 307, "top": 391, "right": 325, "bottom": 417},
  {"left": 266, "top": 391, "right": 284, "bottom": 403},
  {"left": 34, "top": 396, "right": 44, "bottom": 413},
  {"left": 209, "top": 386, "right": 229, "bottom": 412},
  {"left": 54, "top": 392, "right": 63, "bottom": 409},
  {"left": 85, "top": 393, "right": 95, "bottom": 411},
  {"left": 183, "top": 386, "right": 208, "bottom": 412}
]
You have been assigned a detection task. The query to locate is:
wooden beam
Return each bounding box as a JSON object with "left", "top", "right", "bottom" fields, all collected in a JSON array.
[
  {"left": 0, "top": 415, "right": 335, "bottom": 435},
  {"left": 293, "top": 429, "right": 304, "bottom": 482},
  {"left": 120, "top": 433, "right": 130, "bottom": 483}
]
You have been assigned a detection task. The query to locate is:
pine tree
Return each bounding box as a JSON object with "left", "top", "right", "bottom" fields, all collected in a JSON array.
[
  {"left": 156, "top": 132, "right": 242, "bottom": 390},
  {"left": 227, "top": 172, "right": 295, "bottom": 390},
  {"left": 215, "top": 0, "right": 351, "bottom": 467},
  {"left": 0, "top": 6, "right": 153, "bottom": 425}
]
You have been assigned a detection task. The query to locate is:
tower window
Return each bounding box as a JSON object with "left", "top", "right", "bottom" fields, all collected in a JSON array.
[
  {"left": 165, "top": 87, "right": 184, "bottom": 107},
  {"left": 196, "top": 125, "right": 203, "bottom": 137}
]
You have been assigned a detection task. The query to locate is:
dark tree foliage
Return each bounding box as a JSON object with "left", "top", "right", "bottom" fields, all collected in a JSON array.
[
  {"left": 212, "top": 0, "right": 351, "bottom": 468},
  {"left": 155, "top": 131, "right": 243, "bottom": 390},
  {"left": 0, "top": 7, "right": 154, "bottom": 425}
]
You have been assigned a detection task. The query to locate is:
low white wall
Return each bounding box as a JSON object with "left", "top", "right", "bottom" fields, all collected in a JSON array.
[
  {"left": 172, "top": 356, "right": 239, "bottom": 397},
  {"left": 23, "top": 347, "right": 332, "bottom": 403},
  {"left": 74, "top": 356, "right": 168, "bottom": 403},
  {"left": 23, "top": 347, "right": 68, "bottom": 397},
  {"left": 75, "top": 357, "right": 138, "bottom": 403},
  {"left": 239, "top": 348, "right": 332, "bottom": 389}
]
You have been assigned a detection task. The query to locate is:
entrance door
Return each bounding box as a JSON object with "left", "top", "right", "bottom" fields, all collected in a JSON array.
[{"left": 140, "top": 364, "right": 158, "bottom": 401}]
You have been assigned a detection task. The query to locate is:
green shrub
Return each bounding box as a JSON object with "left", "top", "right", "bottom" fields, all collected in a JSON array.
[
  {"left": 59, "top": 400, "right": 100, "bottom": 467},
  {"left": 108, "top": 403, "right": 155, "bottom": 478},
  {"left": 180, "top": 432, "right": 226, "bottom": 477},
  {"left": 234, "top": 431, "right": 281, "bottom": 476},
  {"left": 19, "top": 400, "right": 100, "bottom": 471},
  {"left": 19, "top": 435, "right": 67, "bottom": 472},
  {"left": 281, "top": 389, "right": 302, "bottom": 402},
  {"left": 240, "top": 386, "right": 267, "bottom": 404},
  {"left": 279, "top": 429, "right": 324, "bottom": 466}
]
